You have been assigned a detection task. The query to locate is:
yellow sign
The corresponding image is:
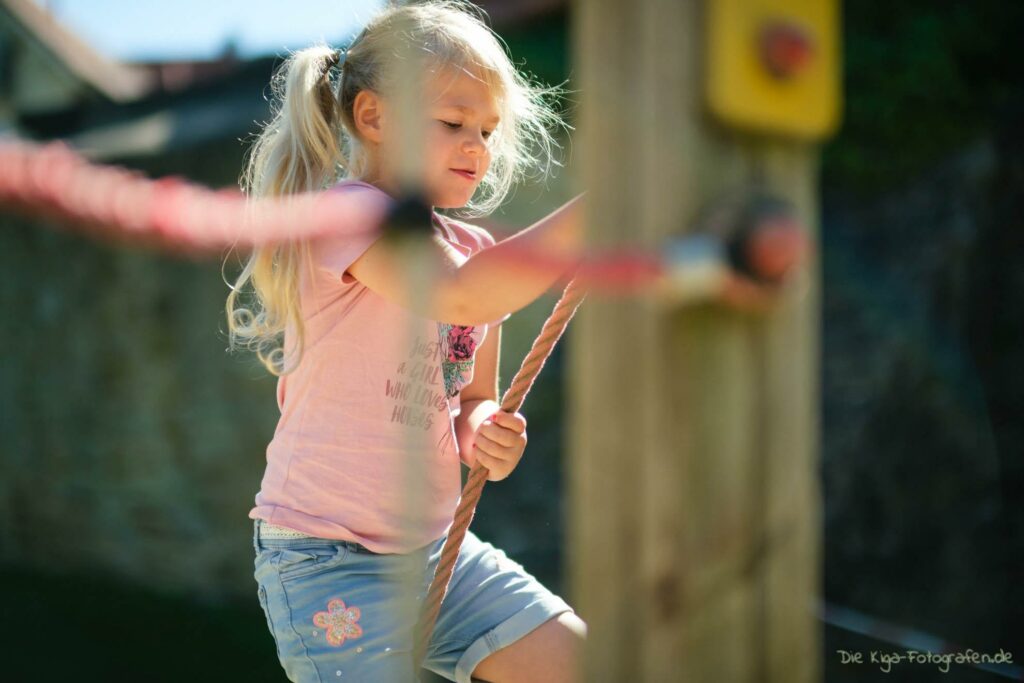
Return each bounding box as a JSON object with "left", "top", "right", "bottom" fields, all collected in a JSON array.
[{"left": 706, "top": 0, "right": 841, "bottom": 140}]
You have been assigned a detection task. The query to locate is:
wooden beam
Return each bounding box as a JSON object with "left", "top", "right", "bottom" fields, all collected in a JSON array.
[{"left": 568, "top": 1, "right": 822, "bottom": 680}]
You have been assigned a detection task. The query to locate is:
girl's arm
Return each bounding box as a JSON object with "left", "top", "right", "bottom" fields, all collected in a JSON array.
[
  {"left": 453, "top": 325, "right": 528, "bottom": 481},
  {"left": 454, "top": 319, "right": 502, "bottom": 466},
  {"left": 346, "top": 193, "right": 584, "bottom": 325}
]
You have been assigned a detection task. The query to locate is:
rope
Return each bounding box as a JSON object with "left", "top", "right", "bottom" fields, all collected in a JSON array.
[
  {"left": 0, "top": 141, "right": 392, "bottom": 252},
  {"left": 0, "top": 141, "right": 664, "bottom": 293},
  {"left": 413, "top": 275, "right": 589, "bottom": 667}
]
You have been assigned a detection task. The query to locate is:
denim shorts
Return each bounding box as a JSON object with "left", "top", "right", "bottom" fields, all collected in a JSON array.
[{"left": 252, "top": 519, "right": 574, "bottom": 682}]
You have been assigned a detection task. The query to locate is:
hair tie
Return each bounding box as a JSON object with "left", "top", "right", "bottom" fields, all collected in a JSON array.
[{"left": 331, "top": 48, "right": 347, "bottom": 72}]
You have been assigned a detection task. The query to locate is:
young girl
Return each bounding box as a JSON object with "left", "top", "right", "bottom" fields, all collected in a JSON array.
[{"left": 226, "top": 2, "right": 586, "bottom": 681}]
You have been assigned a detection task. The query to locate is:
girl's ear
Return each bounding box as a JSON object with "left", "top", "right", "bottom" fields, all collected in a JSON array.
[{"left": 353, "top": 90, "right": 384, "bottom": 144}]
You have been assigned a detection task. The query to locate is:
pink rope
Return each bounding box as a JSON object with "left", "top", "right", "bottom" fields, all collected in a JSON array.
[{"left": 0, "top": 141, "right": 665, "bottom": 292}]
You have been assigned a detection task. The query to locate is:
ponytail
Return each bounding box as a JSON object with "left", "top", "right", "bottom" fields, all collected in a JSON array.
[
  {"left": 242, "top": 45, "right": 344, "bottom": 198},
  {"left": 225, "top": 45, "right": 344, "bottom": 377}
]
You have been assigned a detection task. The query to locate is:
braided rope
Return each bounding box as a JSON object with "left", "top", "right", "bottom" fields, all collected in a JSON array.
[
  {"left": 413, "top": 274, "right": 589, "bottom": 667},
  {"left": 0, "top": 141, "right": 398, "bottom": 252},
  {"left": 0, "top": 142, "right": 668, "bottom": 292}
]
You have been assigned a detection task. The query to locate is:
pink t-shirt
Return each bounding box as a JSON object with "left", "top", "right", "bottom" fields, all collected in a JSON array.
[{"left": 249, "top": 179, "right": 509, "bottom": 553}]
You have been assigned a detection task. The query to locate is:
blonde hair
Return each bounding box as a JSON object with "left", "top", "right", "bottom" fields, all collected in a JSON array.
[{"left": 225, "top": 0, "right": 568, "bottom": 376}]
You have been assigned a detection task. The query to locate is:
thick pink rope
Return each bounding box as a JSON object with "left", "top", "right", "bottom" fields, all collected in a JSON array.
[
  {"left": 0, "top": 141, "right": 391, "bottom": 252},
  {"left": 414, "top": 274, "right": 588, "bottom": 667},
  {"left": 0, "top": 141, "right": 664, "bottom": 292}
]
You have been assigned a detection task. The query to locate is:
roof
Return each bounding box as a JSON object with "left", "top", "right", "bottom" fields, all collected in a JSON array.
[{"left": 0, "top": 0, "right": 153, "bottom": 102}]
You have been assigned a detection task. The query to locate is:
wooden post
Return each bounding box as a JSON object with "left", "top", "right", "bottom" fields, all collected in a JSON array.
[{"left": 568, "top": 1, "right": 823, "bottom": 681}]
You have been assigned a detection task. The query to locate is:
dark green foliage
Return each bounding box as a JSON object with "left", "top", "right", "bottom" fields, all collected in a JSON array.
[{"left": 824, "top": 1, "right": 1024, "bottom": 192}]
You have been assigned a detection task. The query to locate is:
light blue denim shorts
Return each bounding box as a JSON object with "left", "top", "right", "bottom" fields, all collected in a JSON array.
[{"left": 252, "top": 519, "right": 574, "bottom": 682}]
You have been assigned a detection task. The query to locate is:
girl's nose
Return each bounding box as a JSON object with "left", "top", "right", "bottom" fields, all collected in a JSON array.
[{"left": 462, "top": 132, "right": 486, "bottom": 155}]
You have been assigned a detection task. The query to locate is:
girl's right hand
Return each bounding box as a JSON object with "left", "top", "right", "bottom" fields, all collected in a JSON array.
[{"left": 470, "top": 410, "right": 528, "bottom": 482}]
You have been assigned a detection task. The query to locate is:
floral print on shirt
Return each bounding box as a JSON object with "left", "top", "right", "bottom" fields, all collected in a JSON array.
[{"left": 438, "top": 323, "right": 477, "bottom": 398}]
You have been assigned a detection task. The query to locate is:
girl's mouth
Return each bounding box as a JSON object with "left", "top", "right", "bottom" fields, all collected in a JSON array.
[{"left": 450, "top": 169, "right": 476, "bottom": 181}]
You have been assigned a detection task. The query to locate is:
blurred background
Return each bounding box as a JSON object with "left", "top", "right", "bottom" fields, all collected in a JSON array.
[{"left": 0, "top": 0, "right": 1021, "bottom": 681}]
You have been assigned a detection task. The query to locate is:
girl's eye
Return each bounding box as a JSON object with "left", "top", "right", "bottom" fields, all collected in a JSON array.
[{"left": 439, "top": 120, "right": 494, "bottom": 141}]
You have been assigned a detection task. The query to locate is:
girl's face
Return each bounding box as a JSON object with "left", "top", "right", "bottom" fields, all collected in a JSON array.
[
  {"left": 358, "top": 65, "right": 501, "bottom": 209},
  {"left": 420, "top": 66, "right": 500, "bottom": 208}
]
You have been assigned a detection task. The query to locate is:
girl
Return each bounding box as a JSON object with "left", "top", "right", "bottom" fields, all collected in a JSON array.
[{"left": 226, "top": 2, "right": 586, "bottom": 681}]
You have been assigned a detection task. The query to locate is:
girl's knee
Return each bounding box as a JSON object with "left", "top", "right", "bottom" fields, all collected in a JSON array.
[{"left": 471, "top": 612, "right": 587, "bottom": 683}]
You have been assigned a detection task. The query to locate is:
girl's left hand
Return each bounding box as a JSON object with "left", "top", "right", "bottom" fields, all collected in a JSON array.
[{"left": 471, "top": 410, "right": 527, "bottom": 482}]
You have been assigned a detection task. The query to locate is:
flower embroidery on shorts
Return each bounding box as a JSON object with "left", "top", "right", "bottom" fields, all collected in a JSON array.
[{"left": 313, "top": 598, "right": 363, "bottom": 646}]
